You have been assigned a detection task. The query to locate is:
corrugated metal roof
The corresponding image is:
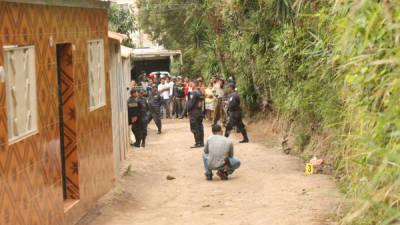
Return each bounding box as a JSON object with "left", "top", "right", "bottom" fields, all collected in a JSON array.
[
  {"left": 108, "top": 31, "right": 128, "bottom": 43},
  {"left": 121, "top": 46, "right": 133, "bottom": 59},
  {"left": 0, "top": 0, "right": 110, "bottom": 9}
]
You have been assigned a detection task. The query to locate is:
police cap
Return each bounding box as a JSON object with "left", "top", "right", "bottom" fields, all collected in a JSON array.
[{"left": 227, "top": 83, "right": 235, "bottom": 89}]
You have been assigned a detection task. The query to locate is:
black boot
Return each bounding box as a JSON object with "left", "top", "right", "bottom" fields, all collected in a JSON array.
[
  {"left": 191, "top": 133, "right": 202, "bottom": 148},
  {"left": 224, "top": 129, "right": 231, "bottom": 138},
  {"left": 199, "top": 130, "right": 205, "bottom": 147},
  {"left": 141, "top": 137, "right": 146, "bottom": 148},
  {"left": 131, "top": 133, "right": 140, "bottom": 148},
  {"left": 239, "top": 128, "right": 249, "bottom": 143}
]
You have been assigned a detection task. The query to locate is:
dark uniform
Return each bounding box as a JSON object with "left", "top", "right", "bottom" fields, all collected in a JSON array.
[
  {"left": 148, "top": 89, "right": 162, "bottom": 133},
  {"left": 174, "top": 83, "right": 186, "bottom": 118},
  {"left": 187, "top": 88, "right": 205, "bottom": 147},
  {"left": 128, "top": 93, "right": 145, "bottom": 147},
  {"left": 224, "top": 89, "right": 249, "bottom": 143},
  {"left": 137, "top": 92, "right": 149, "bottom": 147}
]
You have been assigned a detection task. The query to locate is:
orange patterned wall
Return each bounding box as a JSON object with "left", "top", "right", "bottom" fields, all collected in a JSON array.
[{"left": 0, "top": 2, "right": 114, "bottom": 225}]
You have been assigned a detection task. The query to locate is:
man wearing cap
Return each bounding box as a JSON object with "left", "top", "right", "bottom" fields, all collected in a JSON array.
[
  {"left": 187, "top": 80, "right": 205, "bottom": 148},
  {"left": 148, "top": 84, "right": 162, "bottom": 134},
  {"left": 136, "top": 89, "right": 149, "bottom": 147},
  {"left": 128, "top": 89, "right": 145, "bottom": 148},
  {"left": 223, "top": 83, "right": 249, "bottom": 143}
]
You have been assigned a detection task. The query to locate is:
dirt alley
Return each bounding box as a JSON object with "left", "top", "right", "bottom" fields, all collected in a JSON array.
[{"left": 76, "top": 119, "right": 339, "bottom": 225}]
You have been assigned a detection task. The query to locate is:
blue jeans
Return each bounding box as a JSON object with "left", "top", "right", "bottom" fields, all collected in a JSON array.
[
  {"left": 160, "top": 99, "right": 170, "bottom": 118},
  {"left": 202, "top": 153, "right": 241, "bottom": 176}
]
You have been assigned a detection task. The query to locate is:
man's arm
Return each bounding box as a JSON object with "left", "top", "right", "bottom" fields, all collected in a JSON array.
[
  {"left": 229, "top": 141, "right": 234, "bottom": 157},
  {"left": 204, "top": 140, "right": 209, "bottom": 154}
]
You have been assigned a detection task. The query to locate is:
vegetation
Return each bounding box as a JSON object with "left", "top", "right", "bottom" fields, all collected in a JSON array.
[
  {"left": 108, "top": 3, "right": 136, "bottom": 48},
  {"left": 136, "top": 0, "right": 400, "bottom": 224}
]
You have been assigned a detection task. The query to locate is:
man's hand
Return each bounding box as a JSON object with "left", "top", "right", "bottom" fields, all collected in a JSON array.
[{"left": 131, "top": 116, "right": 138, "bottom": 123}]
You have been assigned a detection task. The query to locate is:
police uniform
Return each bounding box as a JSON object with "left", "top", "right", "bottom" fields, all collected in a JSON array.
[
  {"left": 137, "top": 90, "right": 149, "bottom": 147},
  {"left": 174, "top": 83, "right": 186, "bottom": 118},
  {"left": 128, "top": 91, "right": 145, "bottom": 147},
  {"left": 187, "top": 88, "right": 205, "bottom": 148},
  {"left": 224, "top": 84, "right": 249, "bottom": 143},
  {"left": 148, "top": 85, "right": 162, "bottom": 133}
]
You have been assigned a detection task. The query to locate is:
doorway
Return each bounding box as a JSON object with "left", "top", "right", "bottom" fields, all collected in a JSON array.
[{"left": 56, "top": 43, "right": 80, "bottom": 209}]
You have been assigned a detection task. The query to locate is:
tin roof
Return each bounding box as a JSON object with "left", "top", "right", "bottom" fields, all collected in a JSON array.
[
  {"left": 108, "top": 31, "right": 128, "bottom": 43},
  {"left": 121, "top": 46, "right": 133, "bottom": 59},
  {"left": 0, "top": 0, "right": 110, "bottom": 9}
]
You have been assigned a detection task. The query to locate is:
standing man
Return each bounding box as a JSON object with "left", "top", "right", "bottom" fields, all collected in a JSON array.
[
  {"left": 174, "top": 76, "right": 186, "bottom": 118},
  {"left": 213, "top": 79, "right": 227, "bottom": 126},
  {"left": 128, "top": 89, "right": 144, "bottom": 148},
  {"left": 136, "top": 89, "right": 149, "bottom": 148},
  {"left": 187, "top": 80, "right": 205, "bottom": 148},
  {"left": 170, "top": 76, "right": 178, "bottom": 118},
  {"left": 158, "top": 77, "right": 171, "bottom": 119},
  {"left": 148, "top": 84, "right": 162, "bottom": 134},
  {"left": 224, "top": 83, "right": 249, "bottom": 143},
  {"left": 202, "top": 125, "right": 241, "bottom": 180}
]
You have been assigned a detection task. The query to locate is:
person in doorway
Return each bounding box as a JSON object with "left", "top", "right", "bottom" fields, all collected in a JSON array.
[
  {"left": 158, "top": 77, "right": 171, "bottom": 119},
  {"left": 131, "top": 80, "right": 137, "bottom": 88},
  {"left": 224, "top": 83, "right": 249, "bottom": 143},
  {"left": 140, "top": 73, "right": 149, "bottom": 90},
  {"left": 128, "top": 89, "right": 144, "bottom": 148},
  {"left": 213, "top": 79, "right": 227, "bottom": 126},
  {"left": 205, "top": 82, "right": 216, "bottom": 121},
  {"left": 187, "top": 80, "right": 205, "bottom": 148},
  {"left": 202, "top": 124, "right": 241, "bottom": 180}
]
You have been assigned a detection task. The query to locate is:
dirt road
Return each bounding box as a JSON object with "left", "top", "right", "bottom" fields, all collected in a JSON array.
[{"left": 77, "top": 119, "right": 338, "bottom": 225}]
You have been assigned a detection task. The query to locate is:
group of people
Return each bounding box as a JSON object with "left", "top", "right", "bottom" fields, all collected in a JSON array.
[{"left": 127, "top": 72, "right": 249, "bottom": 180}]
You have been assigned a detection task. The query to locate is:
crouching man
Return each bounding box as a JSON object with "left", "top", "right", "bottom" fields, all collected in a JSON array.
[{"left": 202, "top": 125, "right": 241, "bottom": 180}]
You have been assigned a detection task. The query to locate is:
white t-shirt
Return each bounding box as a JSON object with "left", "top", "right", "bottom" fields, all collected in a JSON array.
[
  {"left": 169, "top": 81, "right": 174, "bottom": 95},
  {"left": 158, "top": 83, "right": 170, "bottom": 100}
]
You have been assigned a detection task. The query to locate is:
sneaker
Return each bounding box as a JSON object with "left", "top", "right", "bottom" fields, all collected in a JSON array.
[
  {"left": 157, "top": 130, "right": 162, "bottom": 134},
  {"left": 206, "top": 174, "right": 213, "bottom": 181},
  {"left": 239, "top": 139, "right": 249, "bottom": 143},
  {"left": 216, "top": 170, "right": 228, "bottom": 180}
]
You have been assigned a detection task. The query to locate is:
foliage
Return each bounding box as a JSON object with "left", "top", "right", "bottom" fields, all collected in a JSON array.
[
  {"left": 137, "top": 0, "right": 400, "bottom": 223},
  {"left": 108, "top": 3, "right": 136, "bottom": 48}
]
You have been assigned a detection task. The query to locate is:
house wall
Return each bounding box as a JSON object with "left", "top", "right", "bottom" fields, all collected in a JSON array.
[{"left": 0, "top": 2, "right": 114, "bottom": 225}]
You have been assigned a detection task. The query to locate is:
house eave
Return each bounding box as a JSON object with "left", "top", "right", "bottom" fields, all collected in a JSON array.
[{"left": 0, "top": 0, "right": 110, "bottom": 9}]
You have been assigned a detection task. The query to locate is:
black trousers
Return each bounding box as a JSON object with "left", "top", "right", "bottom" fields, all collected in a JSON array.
[
  {"left": 131, "top": 120, "right": 145, "bottom": 142},
  {"left": 189, "top": 112, "right": 204, "bottom": 134},
  {"left": 226, "top": 111, "right": 245, "bottom": 131},
  {"left": 147, "top": 109, "right": 162, "bottom": 131}
]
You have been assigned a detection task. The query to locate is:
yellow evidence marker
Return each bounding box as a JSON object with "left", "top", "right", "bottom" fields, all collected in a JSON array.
[{"left": 305, "top": 163, "right": 314, "bottom": 175}]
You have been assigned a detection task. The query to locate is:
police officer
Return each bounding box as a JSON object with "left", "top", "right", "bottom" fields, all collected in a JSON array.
[
  {"left": 136, "top": 89, "right": 149, "bottom": 148},
  {"left": 174, "top": 76, "right": 186, "bottom": 118},
  {"left": 187, "top": 80, "right": 205, "bottom": 148},
  {"left": 128, "top": 89, "right": 144, "bottom": 148},
  {"left": 224, "top": 83, "right": 249, "bottom": 143},
  {"left": 148, "top": 84, "right": 162, "bottom": 134}
]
